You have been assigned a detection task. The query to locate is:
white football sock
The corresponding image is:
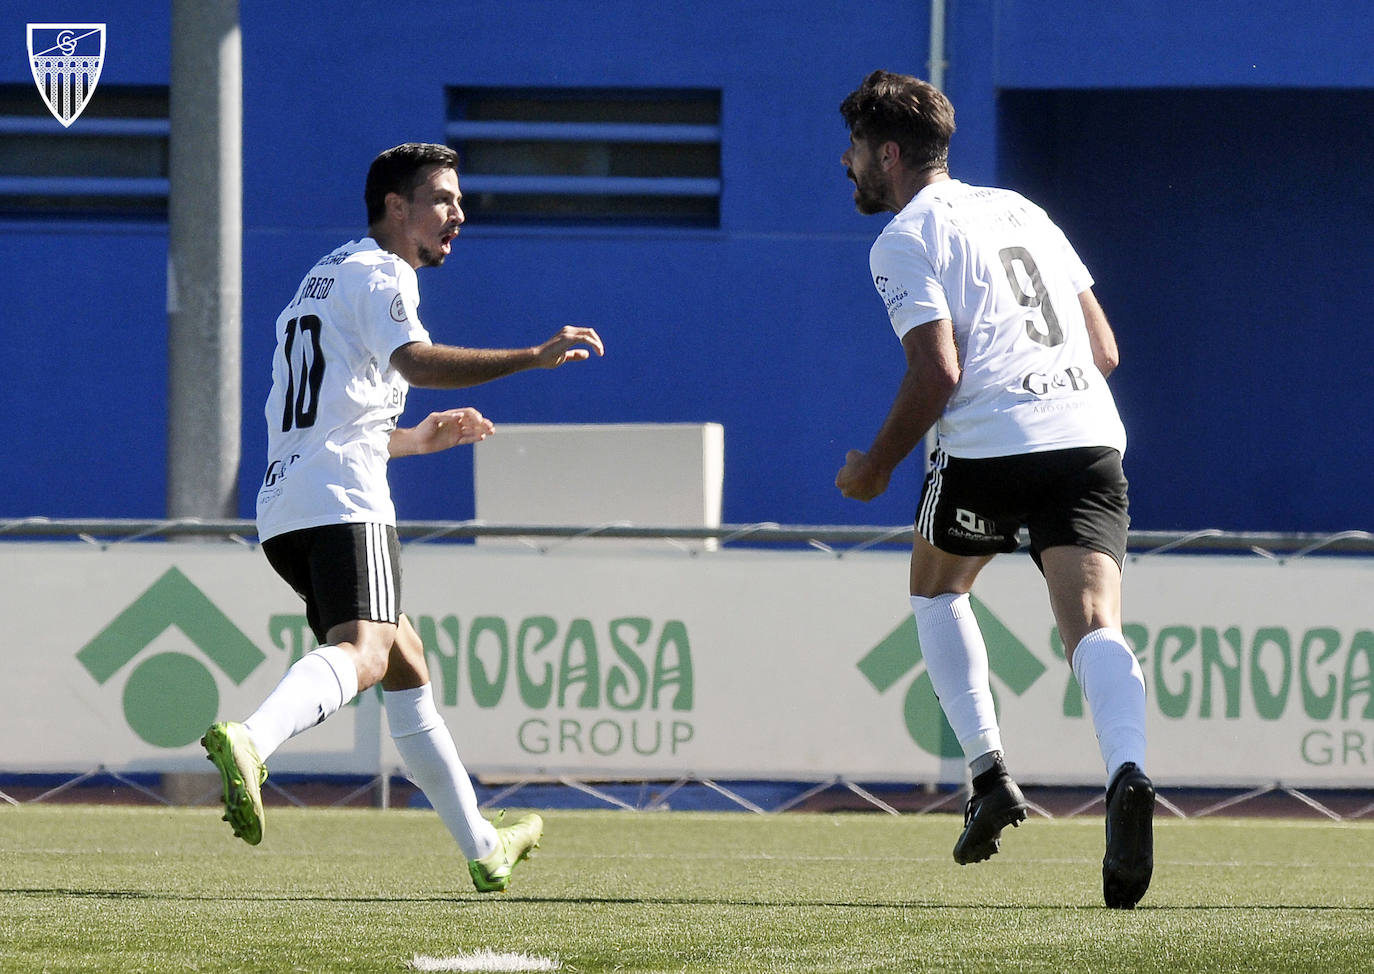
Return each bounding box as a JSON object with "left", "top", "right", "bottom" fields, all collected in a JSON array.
[
  {"left": 910, "top": 594, "right": 1003, "bottom": 765},
  {"left": 385, "top": 684, "right": 498, "bottom": 861},
  {"left": 243, "top": 644, "right": 358, "bottom": 759},
  {"left": 1071, "top": 627, "right": 1147, "bottom": 785}
]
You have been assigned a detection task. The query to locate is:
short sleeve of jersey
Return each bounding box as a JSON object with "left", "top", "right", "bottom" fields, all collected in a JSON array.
[
  {"left": 1050, "top": 221, "right": 1095, "bottom": 294},
  {"left": 356, "top": 259, "right": 431, "bottom": 364},
  {"left": 869, "top": 229, "right": 948, "bottom": 339}
]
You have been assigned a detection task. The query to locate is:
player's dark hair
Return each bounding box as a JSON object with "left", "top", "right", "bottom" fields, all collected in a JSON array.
[
  {"left": 840, "top": 70, "right": 955, "bottom": 175},
  {"left": 364, "top": 142, "right": 460, "bottom": 226}
]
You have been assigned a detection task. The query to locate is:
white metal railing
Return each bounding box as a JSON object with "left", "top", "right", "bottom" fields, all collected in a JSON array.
[{"left": 3, "top": 516, "right": 1373, "bottom": 559}]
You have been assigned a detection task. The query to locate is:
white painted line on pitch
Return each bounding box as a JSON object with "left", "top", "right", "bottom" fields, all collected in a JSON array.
[{"left": 410, "top": 950, "right": 561, "bottom": 972}]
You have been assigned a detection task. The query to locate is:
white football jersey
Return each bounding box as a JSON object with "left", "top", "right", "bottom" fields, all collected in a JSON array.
[
  {"left": 255, "top": 238, "right": 431, "bottom": 541},
  {"left": 869, "top": 179, "right": 1126, "bottom": 458}
]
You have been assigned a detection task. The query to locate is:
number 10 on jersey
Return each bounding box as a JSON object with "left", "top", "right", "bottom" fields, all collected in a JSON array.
[{"left": 281, "top": 314, "right": 324, "bottom": 432}]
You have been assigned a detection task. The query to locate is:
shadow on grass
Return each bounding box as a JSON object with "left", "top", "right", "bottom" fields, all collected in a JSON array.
[{"left": 6, "top": 887, "right": 1374, "bottom": 912}]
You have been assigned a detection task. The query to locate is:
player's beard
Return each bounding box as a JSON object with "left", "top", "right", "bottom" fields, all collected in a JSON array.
[
  {"left": 849, "top": 167, "right": 889, "bottom": 215},
  {"left": 416, "top": 244, "right": 447, "bottom": 268}
]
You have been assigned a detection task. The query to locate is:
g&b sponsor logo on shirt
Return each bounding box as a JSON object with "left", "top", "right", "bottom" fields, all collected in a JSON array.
[{"left": 1021, "top": 365, "right": 1093, "bottom": 397}]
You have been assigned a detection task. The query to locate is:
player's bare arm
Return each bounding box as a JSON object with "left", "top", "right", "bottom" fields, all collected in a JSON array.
[
  {"left": 836, "top": 318, "right": 960, "bottom": 502},
  {"left": 1079, "top": 289, "right": 1119, "bottom": 378},
  {"left": 389, "top": 407, "right": 495, "bottom": 458},
  {"left": 390, "top": 326, "right": 605, "bottom": 389}
]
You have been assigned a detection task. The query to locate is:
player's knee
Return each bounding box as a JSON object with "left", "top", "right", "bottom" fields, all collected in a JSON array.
[
  {"left": 338, "top": 638, "right": 391, "bottom": 690},
  {"left": 354, "top": 648, "right": 388, "bottom": 690}
]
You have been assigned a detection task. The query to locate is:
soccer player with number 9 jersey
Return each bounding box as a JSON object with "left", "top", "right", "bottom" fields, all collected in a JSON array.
[{"left": 835, "top": 72, "right": 1153, "bottom": 909}]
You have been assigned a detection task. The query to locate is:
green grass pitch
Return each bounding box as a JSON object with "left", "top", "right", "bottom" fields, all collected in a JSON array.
[{"left": 3, "top": 804, "right": 1374, "bottom": 972}]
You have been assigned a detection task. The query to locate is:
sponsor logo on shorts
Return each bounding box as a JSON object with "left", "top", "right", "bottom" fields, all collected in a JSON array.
[{"left": 954, "top": 508, "right": 996, "bottom": 537}]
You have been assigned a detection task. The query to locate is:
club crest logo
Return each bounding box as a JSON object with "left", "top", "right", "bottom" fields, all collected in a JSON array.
[{"left": 27, "top": 23, "right": 106, "bottom": 128}]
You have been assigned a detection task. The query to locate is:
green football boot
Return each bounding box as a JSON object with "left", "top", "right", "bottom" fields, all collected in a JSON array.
[
  {"left": 201, "top": 721, "right": 268, "bottom": 846},
  {"left": 468, "top": 812, "right": 544, "bottom": 893}
]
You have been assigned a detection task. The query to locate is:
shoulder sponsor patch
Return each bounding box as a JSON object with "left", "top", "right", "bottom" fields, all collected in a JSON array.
[
  {"left": 874, "top": 274, "right": 908, "bottom": 314},
  {"left": 389, "top": 294, "right": 407, "bottom": 323}
]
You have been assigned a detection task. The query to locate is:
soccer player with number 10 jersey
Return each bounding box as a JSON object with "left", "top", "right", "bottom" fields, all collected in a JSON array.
[{"left": 204, "top": 142, "right": 603, "bottom": 893}]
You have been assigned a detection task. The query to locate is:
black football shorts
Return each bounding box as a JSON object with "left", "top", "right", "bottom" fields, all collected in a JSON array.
[
  {"left": 262, "top": 522, "right": 402, "bottom": 642},
  {"left": 915, "top": 446, "right": 1129, "bottom": 570}
]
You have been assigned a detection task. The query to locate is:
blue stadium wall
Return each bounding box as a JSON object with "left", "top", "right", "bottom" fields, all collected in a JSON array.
[{"left": 1, "top": 0, "right": 1369, "bottom": 533}]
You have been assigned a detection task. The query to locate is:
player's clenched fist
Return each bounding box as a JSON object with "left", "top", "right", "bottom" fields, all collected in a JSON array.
[{"left": 836, "top": 449, "right": 891, "bottom": 502}]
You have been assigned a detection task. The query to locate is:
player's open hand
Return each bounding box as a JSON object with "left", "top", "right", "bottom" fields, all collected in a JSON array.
[
  {"left": 408, "top": 407, "right": 495, "bottom": 455},
  {"left": 836, "top": 449, "right": 890, "bottom": 502},
  {"left": 534, "top": 325, "right": 605, "bottom": 368}
]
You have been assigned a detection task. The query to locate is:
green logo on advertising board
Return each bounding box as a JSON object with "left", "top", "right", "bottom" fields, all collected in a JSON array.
[
  {"left": 258, "top": 611, "right": 698, "bottom": 758},
  {"left": 856, "top": 596, "right": 1046, "bottom": 758},
  {"left": 407, "top": 614, "right": 696, "bottom": 759},
  {"left": 1118, "top": 622, "right": 1374, "bottom": 768},
  {"left": 76, "top": 568, "right": 265, "bottom": 748},
  {"left": 859, "top": 601, "right": 1374, "bottom": 769}
]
